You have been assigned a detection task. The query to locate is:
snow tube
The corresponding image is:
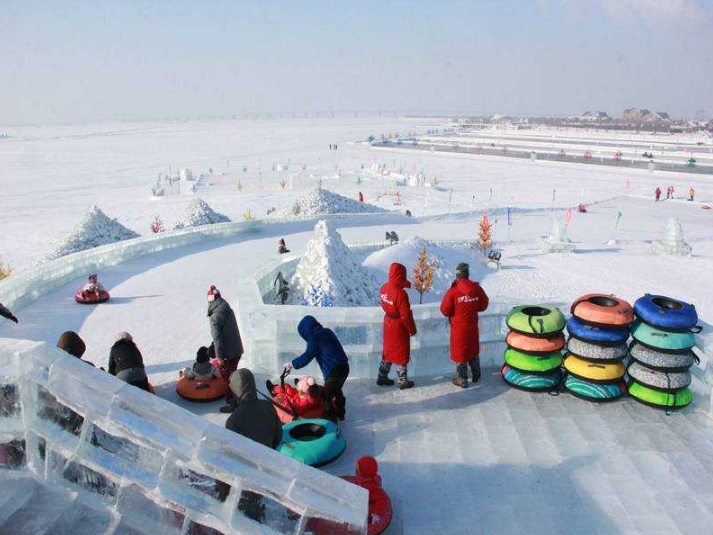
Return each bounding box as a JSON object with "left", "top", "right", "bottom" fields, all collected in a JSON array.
[
  {"left": 563, "top": 354, "right": 625, "bottom": 382},
  {"left": 501, "top": 364, "right": 562, "bottom": 392},
  {"left": 564, "top": 375, "right": 626, "bottom": 402},
  {"left": 278, "top": 419, "right": 346, "bottom": 467},
  {"left": 506, "top": 330, "right": 565, "bottom": 354},
  {"left": 566, "top": 317, "right": 630, "bottom": 345},
  {"left": 629, "top": 342, "right": 696, "bottom": 372},
  {"left": 506, "top": 305, "right": 566, "bottom": 336},
  {"left": 176, "top": 376, "right": 227, "bottom": 402},
  {"left": 571, "top": 294, "right": 634, "bottom": 327},
  {"left": 503, "top": 348, "right": 563, "bottom": 373},
  {"left": 631, "top": 321, "right": 695, "bottom": 352},
  {"left": 273, "top": 393, "right": 326, "bottom": 425},
  {"left": 627, "top": 362, "right": 691, "bottom": 392},
  {"left": 628, "top": 380, "right": 692, "bottom": 410},
  {"left": 566, "top": 337, "right": 628, "bottom": 362},
  {"left": 75, "top": 291, "right": 110, "bottom": 304},
  {"left": 634, "top": 294, "right": 698, "bottom": 332}
]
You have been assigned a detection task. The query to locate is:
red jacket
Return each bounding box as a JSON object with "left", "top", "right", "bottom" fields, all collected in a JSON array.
[
  {"left": 440, "top": 278, "right": 489, "bottom": 363},
  {"left": 380, "top": 263, "right": 417, "bottom": 365},
  {"left": 272, "top": 384, "right": 322, "bottom": 416}
]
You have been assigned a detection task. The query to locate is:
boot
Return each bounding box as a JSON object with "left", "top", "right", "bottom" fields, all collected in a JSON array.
[
  {"left": 265, "top": 380, "right": 275, "bottom": 394},
  {"left": 452, "top": 377, "right": 468, "bottom": 389},
  {"left": 377, "top": 377, "right": 395, "bottom": 386},
  {"left": 398, "top": 380, "right": 415, "bottom": 390},
  {"left": 471, "top": 360, "right": 481, "bottom": 383}
]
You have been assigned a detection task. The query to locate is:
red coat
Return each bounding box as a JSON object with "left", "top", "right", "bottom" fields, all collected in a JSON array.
[
  {"left": 272, "top": 384, "right": 322, "bottom": 416},
  {"left": 380, "top": 263, "right": 417, "bottom": 366},
  {"left": 440, "top": 278, "right": 489, "bottom": 363}
]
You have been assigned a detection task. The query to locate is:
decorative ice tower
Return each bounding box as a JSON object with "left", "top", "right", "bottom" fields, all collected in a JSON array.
[
  {"left": 652, "top": 217, "right": 692, "bottom": 256},
  {"left": 539, "top": 217, "right": 576, "bottom": 253}
]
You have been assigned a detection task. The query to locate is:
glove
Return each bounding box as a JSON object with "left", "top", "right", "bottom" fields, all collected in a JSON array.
[
  {"left": 284, "top": 362, "right": 293, "bottom": 371},
  {"left": 9, "top": 315, "right": 18, "bottom": 324}
]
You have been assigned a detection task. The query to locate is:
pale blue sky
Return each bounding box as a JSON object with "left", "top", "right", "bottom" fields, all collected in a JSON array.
[{"left": 1, "top": 0, "right": 712, "bottom": 124}]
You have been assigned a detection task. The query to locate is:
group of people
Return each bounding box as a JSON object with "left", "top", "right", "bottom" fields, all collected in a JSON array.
[{"left": 654, "top": 186, "right": 696, "bottom": 202}]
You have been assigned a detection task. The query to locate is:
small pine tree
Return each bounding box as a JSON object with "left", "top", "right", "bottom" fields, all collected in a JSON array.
[
  {"left": 279, "top": 179, "right": 287, "bottom": 189},
  {"left": 356, "top": 175, "right": 363, "bottom": 185},
  {"left": 149, "top": 215, "right": 165, "bottom": 234},
  {"left": 292, "top": 201, "right": 302, "bottom": 216},
  {"left": 236, "top": 180, "right": 243, "bottom": 192},
  {"left": 431, "top": 176, "right": 440, "bottom": 186},
  {"left": 477, "top": 213, "right": 495, "bottom": 257},
  {"left": 412, "top": 245, "right": 437, "bottom": 304},
  {"left": 243, "top": 209, "right": 256, "bottom": 221},
  {"left": 0, "top": 259, "right": 13, "bottom": 281}
]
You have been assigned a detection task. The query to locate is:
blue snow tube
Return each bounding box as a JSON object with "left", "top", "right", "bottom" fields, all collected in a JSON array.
[
  {"left": 278, "top": 419, "right": 346, "bottom": 467},
  {"left": 566, "top": 317, "right": 630, "bottom": 345},
  {"left": 634, "top": 294, "right": 698, "bottom": 332}
]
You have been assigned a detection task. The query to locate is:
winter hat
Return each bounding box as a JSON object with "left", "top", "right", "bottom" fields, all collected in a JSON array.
[
  {"left": 296, "top": 376, "right": 316, "bottom": 394},
  {"left": 196, "top": 346, "right": 209, "bottom": 363},
  {"left": 56, "top": 331, "right": 86, "bottom": 359},
  {"left": 356, "top": 456, "right": 379, "bottom": 478},
  {"left": 455, "top": 262, "right": 470, "bottom": 279},
  {"left": 115, "top": 331, "right": 133, "bottom": 343},
  {"left": 88, "top": 274, "right": 98, "bottom": 282},
  {"left": 207, "top": 285, "right": 220, "bottom": 302}
]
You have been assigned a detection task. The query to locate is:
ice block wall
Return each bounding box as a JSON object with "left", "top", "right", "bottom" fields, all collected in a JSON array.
[{"left": 0, "top": 340, "right": 367, "bottom": 535}]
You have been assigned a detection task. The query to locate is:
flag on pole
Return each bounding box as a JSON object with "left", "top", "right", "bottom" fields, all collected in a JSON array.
[
  {"left": 565, "top": 208, "right": 573, "bottom": 226},
  {"left": 552, "top": 189, "right": 557, "bottom": 202},
  {"left": 507, "top": 206, "right": 512, "bottom": 226}
]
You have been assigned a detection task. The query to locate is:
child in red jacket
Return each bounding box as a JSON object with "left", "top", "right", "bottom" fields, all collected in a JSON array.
[{"left": 268, "top": 376, "right": 322, "bottom": 417}]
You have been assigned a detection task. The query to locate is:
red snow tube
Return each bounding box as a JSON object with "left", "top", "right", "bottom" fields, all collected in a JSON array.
[
  {"left": 75, "top": 291, "right": 110, "bottom": 304},
  {"left": 273, "top": 393, "right": 326, "bottom": 424},
  {"left": 176, "top": 376, "right": 227, "bottom": 402}
]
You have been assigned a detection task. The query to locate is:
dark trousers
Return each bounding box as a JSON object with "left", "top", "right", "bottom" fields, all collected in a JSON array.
[
  {"left": 220, "top": 357, "right": 240, "bottom": 401},
  {"left": 456, "top": 358, "right": 481, "bottom": 381},
  {"left": 323, "top": 362, "right": 349, "bottom": 420}
]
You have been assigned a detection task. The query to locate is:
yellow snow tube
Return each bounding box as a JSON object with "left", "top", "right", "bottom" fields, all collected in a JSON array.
[{"left": 564, "top": 354, "right": 625, "bottom": 382}]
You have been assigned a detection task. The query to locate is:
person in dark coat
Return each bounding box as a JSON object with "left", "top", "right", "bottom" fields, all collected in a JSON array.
[
  {"left": 440, "top": 263, "right": 489, "bottom": 388},
  {"left": 207, "top": 285, "right": 244, "bottom": 412},
  {"left": 278, "top": 238, "right": 290, "bottom": 255},
  {"left": 285, "top": 315, "right": 350, "bottom": 421},
  {"left": 108, "top": 332, "right": 151, "bottom": 392},
  {"left": 0, "top": 303, "right": 18, "bottom": 324},
  {"left": 56, "top": 331, "right": 95, "bottom": 367},
  {"left": 378, "top": 263, "right": 417, "bottom": 389}
]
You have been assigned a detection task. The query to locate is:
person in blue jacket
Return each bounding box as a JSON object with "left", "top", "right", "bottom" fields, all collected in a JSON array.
[{"left": 284, "top": 315, "right": 350, "bottom": 421}]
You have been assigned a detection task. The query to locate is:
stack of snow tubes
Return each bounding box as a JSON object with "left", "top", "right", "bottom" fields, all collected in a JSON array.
[
  {"left": 563, "top": 294, "right": 633, "bottom": 402},
  {"left": 502, "top": 305, "right": 566, "bottom": 391},
  {"left": 627, "top": 294, "right": 700, "bottom": 410}
]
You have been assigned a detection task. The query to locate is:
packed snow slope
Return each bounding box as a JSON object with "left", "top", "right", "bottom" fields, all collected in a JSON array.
[{"left": 275, "top": 187, "right": 386, "bottom": 217}]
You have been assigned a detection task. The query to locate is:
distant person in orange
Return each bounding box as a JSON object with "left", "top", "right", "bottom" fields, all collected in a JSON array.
[{"left": 689, "top": 188, "right": 695, "bottom": 201}]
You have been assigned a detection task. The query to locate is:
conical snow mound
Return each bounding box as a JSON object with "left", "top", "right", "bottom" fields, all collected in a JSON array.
[
  {"left": 174, "top": 198, "right": 231, "bottom": 230},
  {"left": 47, "top": 206, "right": 139, "bottom": 260},
  {"left": 278, "top": 188, "right": 386, "bottom": 217},
  {"left": 293, "top": 220, "right": 380, "bottom": 307}
]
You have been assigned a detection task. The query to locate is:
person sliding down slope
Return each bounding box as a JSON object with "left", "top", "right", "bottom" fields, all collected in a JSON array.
[
  {"left": 378, "top": 263, "right": 417, "bottom": 389},
  {"left": 284, "top": 315, "right": 350, "bottom": 421},
  {"left": 81, "top": 274, "right": 105, "bottom": 299},
  {"left": 440, "top": 263, "right": 489, "bottom": 388}
]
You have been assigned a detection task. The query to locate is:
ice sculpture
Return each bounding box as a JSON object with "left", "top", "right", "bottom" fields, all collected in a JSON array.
[
  {"left": 539, "top": 217, "right": 576, "bottom": 253},
  {"left": 652, "top": 217, "right": 692, "bottom": 256}
]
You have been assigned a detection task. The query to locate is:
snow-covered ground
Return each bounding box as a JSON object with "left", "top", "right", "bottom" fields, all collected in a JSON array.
[{"left": 2, "top": 118, "right": 713, "bottom": 534}]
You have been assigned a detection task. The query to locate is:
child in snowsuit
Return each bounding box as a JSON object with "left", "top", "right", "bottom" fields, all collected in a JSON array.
[
  {"left": 180, "top": 346, "right": 221, "bottom": 380},
  {"left": 82, "top": 274, "right": 105, "bottom": 298},
  {"left": 440, "top": 263, "right": 490, "bottom": 388},
  {"left": 267, "top": 376, "right": 323, "bottom": 417},
  {"left": 278, "top": 238, "right": 290, "bottom": 254},
  {"left": 378, "top": 263, "right": 417, "bottom": 389},
  {"left": 655, "top": 187, "right": 662, "bottom": 202}
]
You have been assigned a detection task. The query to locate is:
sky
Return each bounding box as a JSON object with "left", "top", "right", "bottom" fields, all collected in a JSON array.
[{"left": 1, "top": 0, "right": 712, "bottom": 125}]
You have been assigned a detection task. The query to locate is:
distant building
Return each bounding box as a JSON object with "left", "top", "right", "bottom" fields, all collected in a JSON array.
[
  {"left": 622, "top": 108, "right": 671, "bottom": 123},
  {"left": 579, "top": 111, "right": 609, "bottom": 121}
]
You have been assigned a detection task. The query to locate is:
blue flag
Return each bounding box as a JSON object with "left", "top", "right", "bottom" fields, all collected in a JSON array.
[{"left": 507, "top": 206, "right": 512, "bottom": 226}]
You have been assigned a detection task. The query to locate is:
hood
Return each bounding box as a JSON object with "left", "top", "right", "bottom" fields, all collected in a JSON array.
[
  {"left": 455, "top": 278, "right": 478, "bottom": 295},
  {"left": 57, "top": 331, "right": 86, "bottom": 359},
  {"left": 229, "top": 368, "right": 257, "bottom": 403},
  {"left": 298, "top": 315, "right": 323, "bottom": 342},
  {"left": 388, "top": 263, "right": 411, "bottom": 288}
]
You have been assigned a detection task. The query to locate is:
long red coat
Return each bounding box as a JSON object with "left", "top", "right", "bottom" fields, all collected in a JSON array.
[
  {"left": 440, "top": 278, "right": 489, "bottom": 363},
  {"left": 380, "top": 263, "right": 417, "bottom": 366}
]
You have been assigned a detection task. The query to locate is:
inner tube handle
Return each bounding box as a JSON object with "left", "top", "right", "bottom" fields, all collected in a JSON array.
[{"left": 690, "top": 325, "right": 703, "bottom": 334}]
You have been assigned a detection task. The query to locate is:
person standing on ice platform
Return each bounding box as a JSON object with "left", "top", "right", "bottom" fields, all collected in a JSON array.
[
  {"left": 206, "top": 285, "right": 244, "bottom": 413},
  {"left": 284, "top": 315, "right": 350, "bottom": 421},
  {"left": 440, "top": 263, "right": 489, "bottom": 388},
  {"left": 377, "top": 262, "right": 417, "bottom": 389}
]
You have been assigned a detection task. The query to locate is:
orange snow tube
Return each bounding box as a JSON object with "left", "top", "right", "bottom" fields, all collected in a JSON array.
[
  {"left": 506, "top": 330, "right": 565, "bottom": 354},
  {"left": 176, "top": 376, "right": 227, "bottom": 402},
  {"left": 570, "top": 294, "right": 634, "bottom": 327}
]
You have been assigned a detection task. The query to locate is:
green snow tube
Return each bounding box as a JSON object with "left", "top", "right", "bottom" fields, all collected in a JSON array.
[
  {"left": 278, "top": 419, "right": 346, "bottom": 467},
  {"left": 506, "top": 305, "right": 566, "bottom": 336},
  {"left": 631, "top": 321, "right": 696, "bottom": 352},
  {"left": 628, "top": 380, "right": 692, "bottom": 410},
  {"left": 563, "top": 374, "right": 626, "bottom": 402},
  {"left": 501, "top": 364, "right": 562, "bottom": 392},
  {"left": 504, "top": 347, "right": 563, "bottom": 373}
]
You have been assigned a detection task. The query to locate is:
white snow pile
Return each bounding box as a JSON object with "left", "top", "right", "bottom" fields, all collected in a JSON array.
[
  {"left": 46, "top": 205, "right": 140, "bottom": 260},
  {"left": 292, "top": 220, "right": 380, "bottom": 307},
  {"left": 362, "top": 236, "right": 487, "bottom": 303},
  {"left": 173, "top": 198, "right": 231, "bottom": 230},
  {"left": 276, "top": 188, "right": 386, "bottom": 217}
]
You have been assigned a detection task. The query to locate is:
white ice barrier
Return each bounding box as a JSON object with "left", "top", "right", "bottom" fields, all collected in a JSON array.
[{"left": 0, "top": 340, "right": 367, "bottom": 535}]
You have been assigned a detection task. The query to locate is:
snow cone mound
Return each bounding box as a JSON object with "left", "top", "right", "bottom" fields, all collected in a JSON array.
[
  {"left": 278, "top": 188, "right": 386, "bottom": 217},
  {"left": 362, "top": 236, "right": 486, "bottom": 303},
  {"left": 46, "top": 205, "right": 139, "bottom": 260},
  {"left": 292, "top": 220, "right": 380, "bottom": 307},
  {"left": 173, "top": 198, "right": 231, "bottom": 230}
]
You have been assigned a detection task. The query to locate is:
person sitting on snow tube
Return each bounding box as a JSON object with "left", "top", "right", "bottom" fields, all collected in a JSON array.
[
  {"left": 180, "top": 346, "right": 222, "bottom": 381},
  {"left": 81, "top": 274, "right": 106, "bottom": 300},
  {"left": 177, "top": 346, "right": 226, "bottom": 401},
  {"left": 108, "top": 332, "right": 152, "bottom": 393},
  {"left": 267, "top": 376, "right": 325, "bottom": 423},
  {"left": 56, "top": 331, "right": 95, "bottom": 367}
]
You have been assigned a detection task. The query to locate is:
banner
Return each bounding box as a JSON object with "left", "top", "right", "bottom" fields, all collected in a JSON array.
[{"left": 565, "top": 208, "right": 572, "bottom": 226}]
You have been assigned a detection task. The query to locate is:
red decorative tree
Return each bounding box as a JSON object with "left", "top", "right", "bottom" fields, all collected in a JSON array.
[
  {"left": 150, "top": 215, "right": 165, "bottom": 234},
  {"left": 279, "top": 179, "right": 287, "bottom": 189},
  {"left": 558, "top": 149, "right": 566, "bottom": 158},
  {"left": 413, "top": 245, "right": 437, "bottom": 304},
  {"left": 583, "top": 150, "right": 592, "bottom": 160},
  {"left": 614, "top": 151, "right": 623, "bottom": 163},
  {"left": 477, "top": 213, "right": 495, "bottom": 256}
]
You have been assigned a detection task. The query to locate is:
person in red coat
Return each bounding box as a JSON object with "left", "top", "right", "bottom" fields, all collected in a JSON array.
[
  {"left": 440, "top": 263, "right": 489, "bottom": 388},
  {"left": 377, "top": 263, "right": 417, "bottom": 389}
]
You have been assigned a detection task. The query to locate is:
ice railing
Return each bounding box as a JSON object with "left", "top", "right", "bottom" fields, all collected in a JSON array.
[{"left": 0, "top": 340, "right": 367, "bottom": 535}]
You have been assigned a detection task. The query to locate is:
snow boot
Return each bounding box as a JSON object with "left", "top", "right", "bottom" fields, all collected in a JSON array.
[
  {"left": 398, "top": 380, "right": 415, "bottom": 390},
  {"left": 470, "top": 360, "right": 481, "bottom": 384},
  {"left": 265, "top": 380, "right": 275, "bottom": 394},
  {"left": 377, "top": 377, "right": 395, "bottom": 386},
  {"left": 452, "top": 377, "right": 468, "bottom": 389}
]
